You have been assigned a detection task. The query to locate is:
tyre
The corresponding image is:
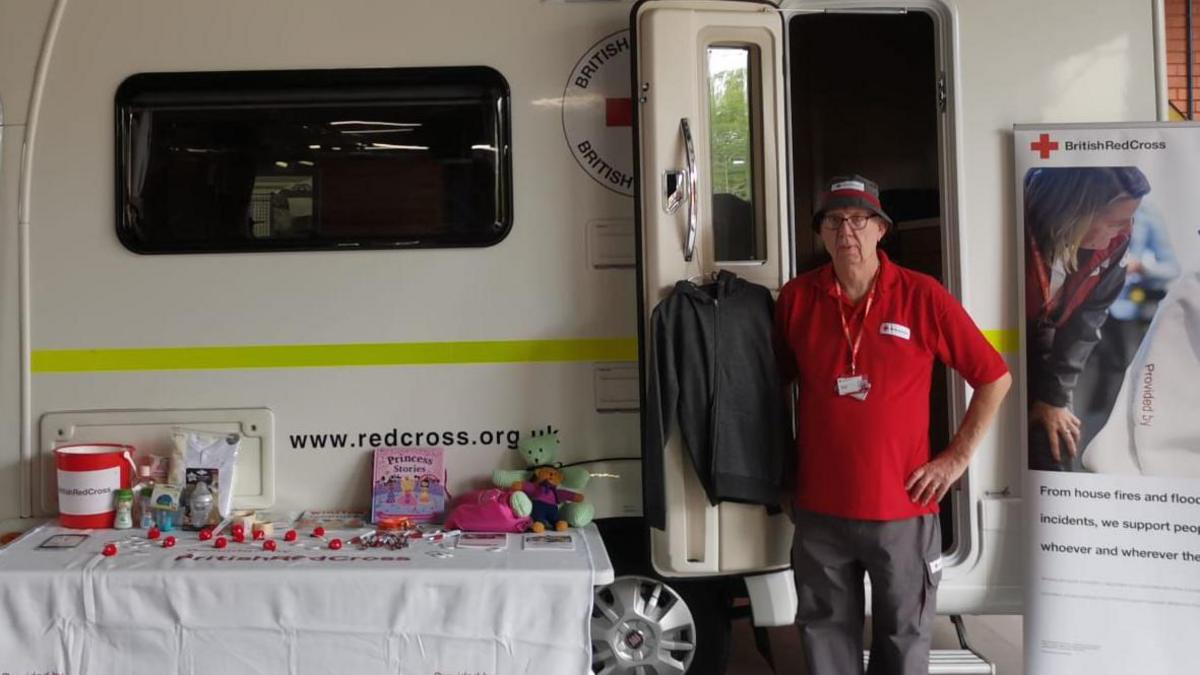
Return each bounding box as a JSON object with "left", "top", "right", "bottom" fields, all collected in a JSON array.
[{"left": 591, "top": 575, "right": 731, "bottom": 675}]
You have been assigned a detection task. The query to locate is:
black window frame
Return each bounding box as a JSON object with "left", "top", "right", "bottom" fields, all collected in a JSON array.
[{"left": 115, "top": 66, "right": 513, "bottom": 254}]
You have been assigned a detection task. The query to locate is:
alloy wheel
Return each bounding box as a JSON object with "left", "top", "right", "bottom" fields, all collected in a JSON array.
[{"left": 591, "top": 575, "right": 697, "bottom": 675}]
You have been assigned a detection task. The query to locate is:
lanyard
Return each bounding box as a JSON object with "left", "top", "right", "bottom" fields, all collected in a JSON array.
[
  {"left": 1027, "top": 228, "right": 1129, "bottom": 320},
  {"left": 834, "top": 275, "right": 877, "bottom": 375},
  {"left": 1027, "top": 236, "right": 1056, "bottom": 313}
]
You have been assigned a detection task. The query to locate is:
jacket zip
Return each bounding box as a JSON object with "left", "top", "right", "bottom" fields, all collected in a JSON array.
[{"left": 709, "top": 293, "right": 721, "bottom": 479}]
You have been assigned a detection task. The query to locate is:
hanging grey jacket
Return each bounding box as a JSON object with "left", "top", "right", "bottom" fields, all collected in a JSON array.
[{"left": 643, "top": 270, "right": 791, "bottom": 530}]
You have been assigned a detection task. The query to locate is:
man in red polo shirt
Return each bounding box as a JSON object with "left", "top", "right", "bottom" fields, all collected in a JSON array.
[{"left": 775, "top": 175, "right": 1011, "bottom": 675}]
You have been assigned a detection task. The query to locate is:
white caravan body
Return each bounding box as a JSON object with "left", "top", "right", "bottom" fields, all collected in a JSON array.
[{"left": 0, "top": 0, "right": 1161, "bottom": 637}]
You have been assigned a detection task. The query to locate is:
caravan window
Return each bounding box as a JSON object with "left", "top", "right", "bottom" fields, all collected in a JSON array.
[
  {"left": 116, "top": 67, "right": 512, "bottom": 253},
  {"left": 707, "top": 45, "right": 766, "bottom": 263}
]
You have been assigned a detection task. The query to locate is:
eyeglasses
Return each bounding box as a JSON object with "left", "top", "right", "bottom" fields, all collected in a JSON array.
[{"left": 821, "top": 214, "right": 876, "bottom": 231}]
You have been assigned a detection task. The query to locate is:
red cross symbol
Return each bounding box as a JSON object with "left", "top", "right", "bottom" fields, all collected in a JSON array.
[
  {"left": 1030, "top": 133, "right": 1059, "bottom": 159},
  {"left": 606, "top": 98, "right": 633, "bottom": 127}
]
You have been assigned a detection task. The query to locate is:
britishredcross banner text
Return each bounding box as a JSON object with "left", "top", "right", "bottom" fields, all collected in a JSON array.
[{"left": 1017, "top": 123, "right": 1200, "bottom": 675}]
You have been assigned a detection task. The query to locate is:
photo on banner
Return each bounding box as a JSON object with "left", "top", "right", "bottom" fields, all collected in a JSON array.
[{"left": 1018, "top": 123, "right": 1200, "bottom": 675}]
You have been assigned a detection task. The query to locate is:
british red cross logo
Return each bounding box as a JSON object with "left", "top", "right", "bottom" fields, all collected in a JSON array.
[{"left": 1030, "top": 133, "right": 1059, "bottom": 159}]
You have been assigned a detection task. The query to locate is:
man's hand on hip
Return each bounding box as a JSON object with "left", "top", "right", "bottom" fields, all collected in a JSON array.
[
  {"left": 907, "top": 373, "right": 1011, "bottom": 506},
  {"left": 905, "top": 450, "right": 969, "bottom": 506}
]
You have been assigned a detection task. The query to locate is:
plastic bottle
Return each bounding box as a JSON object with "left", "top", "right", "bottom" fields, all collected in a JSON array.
[
  {"left": 114, "top": 489, "right": 134, "bottom": 529},
  {"left": 154, "top": 505, "right": 177, "bottom": 532},
  {"left": 134, "top": 464, "right": 156, "bottom": 529},
  {"left": 189, "top": 481, "right": 214, "bottom": 530}
]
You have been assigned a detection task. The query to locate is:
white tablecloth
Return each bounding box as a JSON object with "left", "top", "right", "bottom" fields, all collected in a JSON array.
[{"left": 0, "top": 522, "right": 613, "bottom": 675}]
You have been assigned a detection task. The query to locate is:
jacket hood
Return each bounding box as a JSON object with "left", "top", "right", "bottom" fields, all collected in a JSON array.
[{"left": 674, "top": 269, "right": 747, "bottom": 303}]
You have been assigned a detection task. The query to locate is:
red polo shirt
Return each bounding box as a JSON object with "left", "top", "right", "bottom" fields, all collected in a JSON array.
[{"left": 775, "top": 253, "right": 1008, "bottom": 521}]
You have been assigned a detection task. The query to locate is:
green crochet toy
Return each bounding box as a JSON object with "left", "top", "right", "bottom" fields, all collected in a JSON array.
[{"left": 492, "top": 432, "right": 594, "bottom": 529}]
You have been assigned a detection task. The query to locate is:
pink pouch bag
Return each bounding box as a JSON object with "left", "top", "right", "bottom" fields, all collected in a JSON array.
[{"left": 444, "top": 489, "right": 531, "bottom": 532}]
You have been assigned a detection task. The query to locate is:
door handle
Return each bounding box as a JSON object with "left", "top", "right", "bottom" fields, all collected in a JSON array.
[{"left": 680, "top": 117, "right": 698, "bottom": 262}]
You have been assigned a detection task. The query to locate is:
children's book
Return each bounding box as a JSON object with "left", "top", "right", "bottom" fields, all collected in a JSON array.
[
  {"left": 456, "top": 532, "right": 508, "bottom": 550},
  {"left": 522, "top": 532, "right": 576, "bottom": 551},
  {"left": 371, "top": 447, "right": 446, "bottom": 523}
]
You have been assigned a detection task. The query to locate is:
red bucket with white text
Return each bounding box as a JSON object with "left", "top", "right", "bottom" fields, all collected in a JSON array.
[{"left": 54, "top": 444, "right": 136, "bottom": 528}]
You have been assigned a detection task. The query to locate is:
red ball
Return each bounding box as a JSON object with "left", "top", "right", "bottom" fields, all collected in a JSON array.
[
  {"left": 102, "top": 543, "right": 118, "bottom": 557},
  {"left": 328, "top": 538, "right": 343, "bottom": 550},
  {"left": 263, "top": 540, "right": 277, "bottom": 551},
  {"left": 162, "top": 536, "right": 177, "bottom": 548},
  {"left": 198, "top": 529, "right": 213, "bottom": 541},
  {"left": 284, "top": 529, "right": 298, "bottom": 542},
  {"left": 233, "top": 532, "right": 246, "bottom": 544},
  {"left": 231, "top": 523, "right": 245, "bottom": 538},
  {"left": 312, "top": 526, "right": 326, "bottom": 538},
  {"left": 147, "top": 527, "right": 161, "bottom": 540},
  {"left": 214, "top": 536, "right": 228, "bottom": 549},
  {"left": 253, "top": 529, "right": 265, "bottom": 541}
]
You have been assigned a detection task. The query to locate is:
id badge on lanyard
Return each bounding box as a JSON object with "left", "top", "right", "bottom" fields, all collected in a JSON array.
[
  {"left": 835, "top": 278, "right": 876, "bottom": 402},
  {"left": 836, "top": 374, "right": 870, "bottom": 400}
]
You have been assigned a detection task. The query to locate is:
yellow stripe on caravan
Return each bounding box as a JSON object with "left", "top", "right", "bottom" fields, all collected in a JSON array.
[
  {"left": 983, "top": 329, "right": 1018, "bottom": 354},
  {"left": 31, "top": 338, "right": 639, "bottom": 373}
]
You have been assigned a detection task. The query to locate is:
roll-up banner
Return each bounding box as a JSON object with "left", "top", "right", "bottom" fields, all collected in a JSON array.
[{"left": 1017, "top": 122, "right": 1200, "bottom": 674}]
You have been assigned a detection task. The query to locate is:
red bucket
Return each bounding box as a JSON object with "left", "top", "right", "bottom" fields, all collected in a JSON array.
[{"left": 55, "top": 443, "right": 136, "bottom": 529}]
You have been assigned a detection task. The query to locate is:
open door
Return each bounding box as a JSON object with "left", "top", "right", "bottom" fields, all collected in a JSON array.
[{"left": 633, "top": 0, "right": 792, "bottom": 578}]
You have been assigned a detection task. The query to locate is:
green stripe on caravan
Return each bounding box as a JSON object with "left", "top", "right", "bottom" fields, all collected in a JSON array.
[
  {"left": 982, "top": 329, "right": 1018, "bottom": 355},
  {"left": 31, "top": 330, "right": 1015, "bottom": 373},
  {"left": 31, "top": 338, "right": 639, "bottom": 373}
]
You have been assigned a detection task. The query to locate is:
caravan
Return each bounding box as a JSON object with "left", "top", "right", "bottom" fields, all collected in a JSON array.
[{"left": 0, "top": 0, "right": 1169, "bottom": 673}]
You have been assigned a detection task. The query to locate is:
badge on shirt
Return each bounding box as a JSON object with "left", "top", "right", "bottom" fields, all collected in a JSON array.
[
  {"left": 836, "top": 374, "right": 870, "bottom": 400},
  {"left": 928, "top": 556, "right": 944, "bottom": 575},
  {"left": 880, "top": 322, "right": 911, "bottom": 340}
]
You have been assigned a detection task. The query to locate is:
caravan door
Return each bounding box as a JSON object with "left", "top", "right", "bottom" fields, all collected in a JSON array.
[{"left": 633, "top": 0, "right": 792, "bottom": 577}]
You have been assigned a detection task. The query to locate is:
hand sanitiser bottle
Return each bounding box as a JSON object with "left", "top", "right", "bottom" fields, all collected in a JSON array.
[{"left": 114, "top": 489, "right": 134, "bottom": 529}]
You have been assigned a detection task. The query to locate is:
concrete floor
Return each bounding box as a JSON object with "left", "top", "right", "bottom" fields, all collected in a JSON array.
[{"left": 728, "top": 615, "right": 1024, "bottom": 674}]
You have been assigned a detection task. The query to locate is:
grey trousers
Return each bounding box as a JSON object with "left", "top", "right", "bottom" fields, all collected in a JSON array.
[{"left": 791, "top": 509, "right": 942, "bottom": 675}]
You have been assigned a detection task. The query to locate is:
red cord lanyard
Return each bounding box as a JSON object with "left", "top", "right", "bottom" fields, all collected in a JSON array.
[
  {"left": 1028, "top": 230, "right": 1128, "bottom": 322},
  {"left": 1027, "top": 238, "right": 1056, "bottom": 312},
  {"left": 834, "top": 277, "right": 877, "bottom": 375}
]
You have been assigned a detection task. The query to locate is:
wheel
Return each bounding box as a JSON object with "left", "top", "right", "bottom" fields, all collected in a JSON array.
[{"left": 591, "top": 575, "right": 731, "bottom": 675}]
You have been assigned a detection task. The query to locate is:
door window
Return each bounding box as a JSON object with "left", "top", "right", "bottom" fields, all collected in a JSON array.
[{"left": 707, "top": 45, "right": 764, "bottom": 263}]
